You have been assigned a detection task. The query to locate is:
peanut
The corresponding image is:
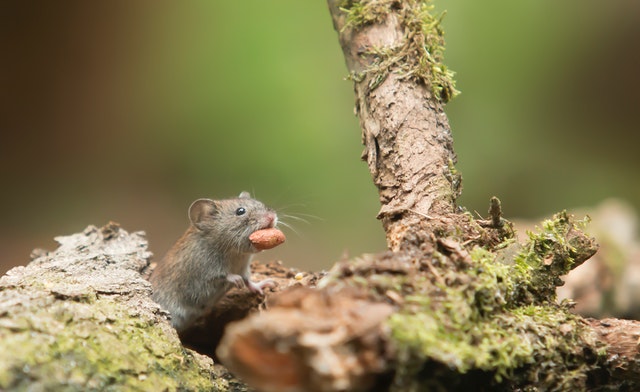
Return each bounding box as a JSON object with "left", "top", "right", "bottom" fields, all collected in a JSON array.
[{"left": 249, "top": 228, "right": 286, "bottom": 250}]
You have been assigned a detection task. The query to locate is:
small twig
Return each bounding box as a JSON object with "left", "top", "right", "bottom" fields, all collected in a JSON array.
[
  {"left": 423, "top": 258, "right": 446, "bottom": 286},
  {"left": 488, "top": 196, "right": 503, "bottom": 228},
  {"left": 409, "top": 209, "right": 435, "bottom": 220},
  {"left": 477, "top": 196, "right": 504, "bottom": 229}
]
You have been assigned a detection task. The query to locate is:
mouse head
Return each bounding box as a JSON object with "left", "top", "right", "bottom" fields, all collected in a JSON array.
[{"left": 188, "top": 192, "right": 277, "bottom": 251}]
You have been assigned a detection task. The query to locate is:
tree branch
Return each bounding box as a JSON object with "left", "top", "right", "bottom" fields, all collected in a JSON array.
[{"left": 328, "top": 0, "right": 460, "bottom": 251}]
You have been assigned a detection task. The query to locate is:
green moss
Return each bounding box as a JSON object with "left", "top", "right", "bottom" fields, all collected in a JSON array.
[
  {"left": 445, "top": 158, "right": 463, "bottom": 200},
  {"left": 340, "top": 0, "right": 459, "bottom": 103},
  {"left": 512, "top": 211, "right": 596, "bottom": 304},
  {"left": 377, "top": 212, "right": 603, "bottom": 389},
  {"left": 340, "top": 0, "right": 389, "bottom": 27},
  {"left": 0, "top": 295, "right": 218, "bottom": 391},
  {"left": 319, "top": 211, "right": 600, "bottom": 389}
]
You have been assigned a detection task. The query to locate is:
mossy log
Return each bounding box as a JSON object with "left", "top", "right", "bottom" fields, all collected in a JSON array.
[
  {"left": 219, "top": 212, "right": 640, "bottom": 391},
  {"left": 0, "top": 218, "right": 637, "bottom": 391},
  {"left": 0, "top": 223, "right": 242, "bottom": 391}
]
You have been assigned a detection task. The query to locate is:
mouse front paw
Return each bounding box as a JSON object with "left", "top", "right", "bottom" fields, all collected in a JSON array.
[{"left": 226, "top": 274, "right": 245, "bottom": 288}]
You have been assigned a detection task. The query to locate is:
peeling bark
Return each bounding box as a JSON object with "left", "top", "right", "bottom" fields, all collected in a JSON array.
[{"left": 218, "top": 287, "right": 394, "bottom": 392}]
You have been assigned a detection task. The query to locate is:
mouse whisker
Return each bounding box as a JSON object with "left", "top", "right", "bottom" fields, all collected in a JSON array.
[
  {"left": 280, "top": 214, "right": 310, "bottom": 225},
  {"left": 277, "top": 203, "right": 309, "bottom": 210},
  {"left": 277, "top": 220, "right": 301, "bottom": 237},
  {"left": 288, "top": 212, "right": 324, "bottom": 222}
]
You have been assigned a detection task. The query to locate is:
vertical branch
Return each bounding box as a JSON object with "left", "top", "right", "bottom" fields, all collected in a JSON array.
[{"left": 327, "top": 0, "right": 461, "bottom": 250}]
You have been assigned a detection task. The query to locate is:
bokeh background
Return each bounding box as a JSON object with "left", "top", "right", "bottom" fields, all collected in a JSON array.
[{"left": 2, "top": 1, "right": 639, "bottom": 275}]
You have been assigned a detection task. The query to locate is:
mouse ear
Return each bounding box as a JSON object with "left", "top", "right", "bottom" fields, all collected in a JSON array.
[
  {"left": 189, "top": 199, "right": 218, "bottom": 230},
  {"left": 238, "top": 191, "right": 251, "bottom": 199}
]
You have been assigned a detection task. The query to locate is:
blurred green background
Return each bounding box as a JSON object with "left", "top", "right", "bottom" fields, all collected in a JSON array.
[{"left": 1, "top": 1, "right": 639, "bottom": 274}]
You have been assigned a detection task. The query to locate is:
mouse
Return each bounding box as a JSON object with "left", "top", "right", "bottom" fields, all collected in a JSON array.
[{"left": 149, "top": 191, "right": 279, "bottom": 332}]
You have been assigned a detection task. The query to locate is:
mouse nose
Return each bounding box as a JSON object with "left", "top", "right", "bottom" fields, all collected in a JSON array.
[{"left": 265, "top": 212, "right": 277, "bottom": 228}]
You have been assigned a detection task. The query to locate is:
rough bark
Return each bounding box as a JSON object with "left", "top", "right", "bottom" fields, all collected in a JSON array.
[
  {"left": 0, "top": 223, "right": 233, "bottom": 390},
  {"left": 327, "top": 0, "right": 459, "bottom": 251},
  {"left": 588, "top": 318, "right": 640, "bottom": 385}
]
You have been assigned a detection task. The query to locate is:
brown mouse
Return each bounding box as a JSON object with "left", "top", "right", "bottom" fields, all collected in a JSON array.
[{"left": 150, "top": 191, "right": 278, "bottom": 332}]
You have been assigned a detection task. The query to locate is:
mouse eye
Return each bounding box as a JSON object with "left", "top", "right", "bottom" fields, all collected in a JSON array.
[{"left": 235, "top": 207, "right": 246, "bottom": 216}]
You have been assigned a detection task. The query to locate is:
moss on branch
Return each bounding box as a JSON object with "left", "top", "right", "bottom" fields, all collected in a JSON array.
[
  {"left": 322, "top": 211, "right": 601, "bottom": 390},
  {"left": 339, "top": 0, "right": 459, "bottom": 102}
]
